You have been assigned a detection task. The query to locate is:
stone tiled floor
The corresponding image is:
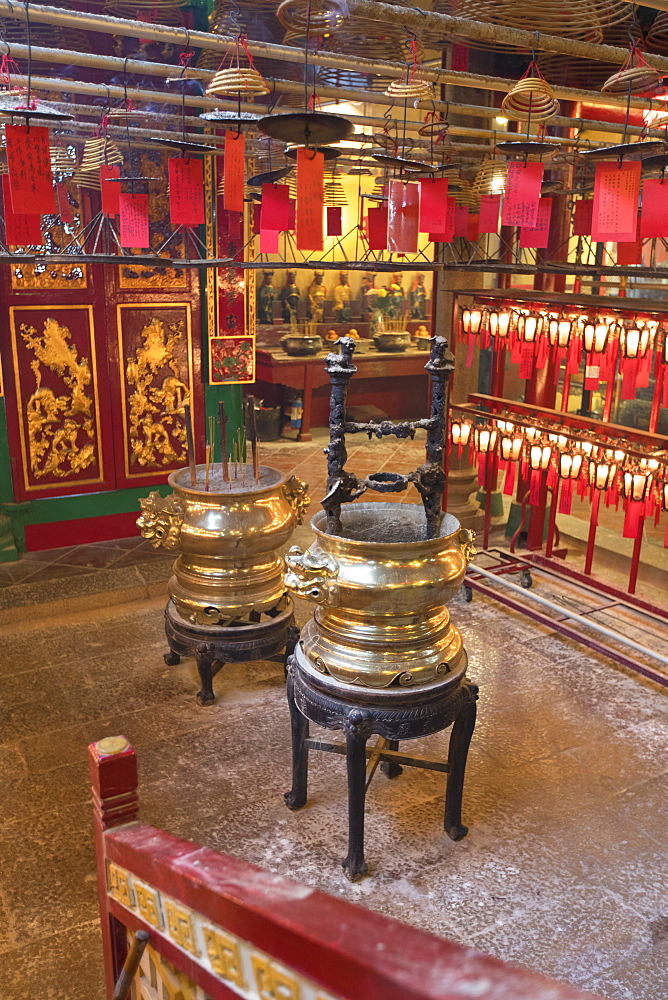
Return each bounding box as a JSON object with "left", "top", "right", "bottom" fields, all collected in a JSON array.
[{"left": 1, "top": 432, "right": 667, "bottom": 1000}]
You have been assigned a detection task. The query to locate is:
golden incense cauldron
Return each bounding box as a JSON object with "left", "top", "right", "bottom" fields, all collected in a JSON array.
[
  {"left": 138, "top": 465, "right": 309, "bottom": 626},
  {"left": 284, "top": 503, "right": 475, "bottom": 689}
]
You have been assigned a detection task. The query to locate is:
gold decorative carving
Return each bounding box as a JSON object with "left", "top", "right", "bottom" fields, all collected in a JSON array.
[
  {"left": 20, "top": 317, "right": 97, "bottom": 480},
  {"left": 251, "top": 953, "right": 301, "bottom": 1000},
  {"left": 126, "top": 317, "right": 189, "bottom": 469},
  {"left": 133, "top": 940, "right": 212, "bottom": 1000},
  {"left": 11, "top": 262, "right": 87, "bottom": 290},
  {"left": 134, "top": 881, "right": 164, "bottom": 929},
  {"left": 165, "top": 899, "right": 199, "bottom": 956},
  {"left": 137, "top": 490, "right": 184, "bottom": 549},
  {"left": 458, "top": 527, "right": 477, "bottom": 563},
  {"left": 282, "top": 476, "right": 311, "bottom": 525},
  {"left": 202, "top": 926, "right": 246, "bottom": 988},
  {"left": 108, "top": 862, "right": 134, "bottom": 909}
]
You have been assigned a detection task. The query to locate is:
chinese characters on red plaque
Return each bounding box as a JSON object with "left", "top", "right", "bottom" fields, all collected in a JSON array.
[
  {"left": 119, "top": 192, "right": 149, "bottom": 248},
  {"left": 429, "top": 196, "right": 456, "bottom": 242},
  {"left": 168, "top": 157, "right": 205, "bottom": 226},
  {"left": 519, "top": 197, "right": 552, "bottom": 248},
  {"left": 5, "top": 124, "right": 55, "bottom": 215},
  {"left": 100, "top": 165, "right": 120, "bottom": 217},
  {"left": 296, "top": 147, "right": 324, "bottom": 251},
  {"left": 2, "top": 175, "right": 42, "bottom": 245},
  {"left": 419, "top": 177, "right": 448, "bottom": 232},
  {"left": 387, "top": 181, "right": 419, "bottom": 253},
  {"left": 501, "top": 161, "right": 544, "bottom": 228},
  {"left": 223, "top": 131, "right": 245, "bottom": 214},
  {"left": 591, "top": 161, "right": 640, "bottom": 243},
  {"left": 327, "top": 206, "right": 342, "bottom": 236}
]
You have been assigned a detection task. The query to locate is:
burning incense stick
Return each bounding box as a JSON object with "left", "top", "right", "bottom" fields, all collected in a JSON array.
[
  {"left": 205, "top": 415, "right": 214, "bottom": 491},
  {"left": 218, "top": 400, "right": 229, "bottom": 482},
  {"left": 183, "top": 402, "right": 197, "bottom": 487}
]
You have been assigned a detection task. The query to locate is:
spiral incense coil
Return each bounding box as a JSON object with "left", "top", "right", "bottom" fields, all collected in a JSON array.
[
  {"left": 472, "top": 159, "right": 508, "bottom": 196},
  {"left": 384, "top": 77, "right": 434, "bottom": 102},
  {"left": 324, "top": 175, "right": 348, "bottom": 206},
  {"left": 74, "top": 169, "right": 102, "bottom": 191},
  {"left": 80, "top": 137, "right": 124, "bottom": 170},
  {"left": 646, "top": 12, "right": 668, "bottom": 53},
  {"left": 601, "top": 65, "right": 663, "bottom": 95},
  {"left": 277, "top": 0, "right": 348, "bottom": 37},
  {"left": 647, "top": 113, "right": 668, "bottom": 131},
  {"left": 206, "top": 67, "right": 270, "bottom": 97},
  {"left": 501, "top": 76, "right": 559, "bottom": 121},
  {"left": 50, "top": 145, "right": 77, "bottom": 174}
]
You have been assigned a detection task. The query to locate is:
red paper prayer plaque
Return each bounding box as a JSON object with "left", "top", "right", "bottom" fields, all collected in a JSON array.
[
  {"left": 454, "top": 205, "right": 469, "bottom": 238},
  {"left": 259, "top": 228, "right": 279, "bottom": 254},
  {"left": 519, "top": 197, "right": 552, "bottom": 248},
  {"left": 5, "top": 124, "right": 55, "bottom": 215},
  {"left": 56, "top": 181, "right": 72, "bottom": 223},
  {"left": 501, "top": 161, "right": 544, "bottom": 228},
  {"left": 327, "top": 205, "right": 342, "bottom": 236},
  {"left": 573, "top": 199, "right": 593, "bottom": 236},
  {"left": 419, "top": 177, "right": 448, "bottom": 232},
  {"left": 100, "top": 164, "right": 120, "bottom": 217},
  {"left": 367, "top": 206, "right": 388, "bottom": 250},
  {"left": 296, "top": 147, "right": 324, "bottom": 251},
  {"left": 478, "top": 194, "right": 500, "bottom": 233},
  {"left": 519, "top": 341, "right": 535, "bottom": 379},
  {"left": 260, "top": 183, "right": 290, "bottom": 232},
  {"left": 168, "top": 157, "right": 204, "bottom": 225},
  {"left": 119, "top": 192, "right": 149, "bottom": 248},
  {"left": 388, "top": 180, "right": 419, "bottom": 253},
  {"left": 640, "top": 178, "right": 668, "bottom": 238},
  {"left": 617, "top": 216, "right": 643, "bottom": 265},
  {"left": 223, "top": 131, "right": 245, "bottom": 214},
  {"left": 2, "top": 174, "right": 42, "bottom": 245},
  {"left": 451, "top": 44, "right": 469, "bottom": 72},
  {"left": 429, "top": 196, "right": 456, "bottom": 242},
  {"left": 468, "top": 213, "right": 479, "bottom": 241},
  {"left": 592, "top": 161, "right": 640, "bottom": 242}
]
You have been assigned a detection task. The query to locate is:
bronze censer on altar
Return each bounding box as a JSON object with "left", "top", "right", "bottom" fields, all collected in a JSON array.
[
  {"left": 138, "top": 401, "right": 309, "bottom": 705},
  {"left": 282, "top": 337, "right": 478, "bottom": 881}
]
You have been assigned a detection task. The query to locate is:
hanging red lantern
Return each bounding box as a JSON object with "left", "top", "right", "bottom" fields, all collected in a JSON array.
[
  {"left": 474, "top": 425, "right": 497, "bottom": 454},
  {"left": 529, "top": 443, "right": 552, "bottom": 470},
  {"left": 588, "top": 457, "right": 617, "bottom": 491},
  {"left": 622, "top": 467, "right": 653, "bottom": 502},
  {"left": 451, "top": 419, "right": 472, "bottom": 448},
  {"left": 559, "top": 452, "right": 583, "bottom": 480}
]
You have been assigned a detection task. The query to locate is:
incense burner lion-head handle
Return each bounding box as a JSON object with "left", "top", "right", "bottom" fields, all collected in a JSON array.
[
  {"left": 282, "top": 475, "right": 310, "bottom": 525},
  {"left": 137, "top": 491, "right": 185, "bottom": 550},
  {"left": 284, "top": 545, "right": 339, "bottom": 605}
]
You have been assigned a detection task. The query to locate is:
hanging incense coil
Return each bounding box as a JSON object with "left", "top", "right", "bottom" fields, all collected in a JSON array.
[
  {"left": 601, "top": 64, "right": 662, "bottom": 95},
  {"left": 277, "top": 0, "right": 347, "bottom": 37},
  {"left": 647, "top": 113, "right": 668, "bottom": 131},
  {"left": 385, "top": 76, "right": 434, "bottom": 102},
  {"left": 74, "top": 169, "right": 102, "bottom": 191},
  {"left": 324, "top": 175, "right": 347, "bottom": 206},
  {"left": 501, "top": 75, "right": 559, "bottom": 121},
  {"left": 50, "top": 145, "right": 77, "bottom": 174},
  {"left": 472, "top": 159, "right": 508, "bottom": 196},
  {"left": 206, "top": 66, "right": 270, "bottom": 98},
  {"left": 646, "top": 13, "right": 668, "bottom": 53},
  {"left": 80, "top": 136, "right": 124, "bottom": 170}
]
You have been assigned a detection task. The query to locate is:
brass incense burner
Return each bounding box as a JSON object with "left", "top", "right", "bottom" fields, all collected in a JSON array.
[
  {"left": 285, "top": 503, "right": 474, "bottom": 688},
  {"left": 138, "top": 462, "right": 309, "bottom": 704},
  {"left": 139, "top": 465, "right": 309, "bottom": 626}
]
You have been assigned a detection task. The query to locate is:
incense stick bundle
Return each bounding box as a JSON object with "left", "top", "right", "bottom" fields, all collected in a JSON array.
[
  {"left": 247, "top": 396, "right": 260, "bottom": 482},
  {"left": 183, "top": 402, "right": 197, "bottom": 487},
  {"left": 218, "top": 400, "right": 229, "bottom": 482}
]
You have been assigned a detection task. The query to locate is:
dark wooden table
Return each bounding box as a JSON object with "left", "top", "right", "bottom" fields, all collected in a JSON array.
[{"left": 256, "top": 346, "right": 432, "bottom": 441}]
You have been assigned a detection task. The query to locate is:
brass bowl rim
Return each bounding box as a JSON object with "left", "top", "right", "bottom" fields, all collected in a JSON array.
[
  {"left": 168, "top": 464, "right": 291, "bottom": 501},
  {"left": 311, "top": 502, "right": 462, "bottom": 549}
]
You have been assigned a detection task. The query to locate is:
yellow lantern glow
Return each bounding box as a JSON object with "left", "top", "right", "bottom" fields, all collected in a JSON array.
[
  {"left": 588, "top": 458, "right": 616, "bottom": 491},
  {"left": 451, "top": 419, "right": 472, "bottom": 447},
  {"left": 530, "top": 444, "right": 552, "bottom": 470},
  {"left": 474, "top": 425, "right": 497, "bottom": 453},
  {"left": 559, "top": 452, "right": 583, "bottom": 480},
  {"left": 623, "top": 468, "right": 653, "bottom": 502}
]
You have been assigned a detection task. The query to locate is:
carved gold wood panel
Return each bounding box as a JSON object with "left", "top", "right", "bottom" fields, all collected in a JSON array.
[
  {"left": 116, "top": 303, "right": 194, "bottom": 479},
  {"left": 8, "top": 305, "right": 106, "bottom": 494}
]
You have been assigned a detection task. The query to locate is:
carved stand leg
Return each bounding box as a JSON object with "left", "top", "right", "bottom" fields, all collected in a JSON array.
[
  {"left": 342, "top": 709, "right": 372, "bottom": 882},
  {"left": 283, "top": 625, "right": 300, "bottom": 679},
  {"left": 164, "top": 649, "right": 180, "bottom": 666},
  {"left": 444, "top": 683, "right": 479, "bottom": 841},
  {"left": 380, "top": 739, "right": 403, "bottom": 779},
  {"left": 195, "top": 645, "right": 218, "bottom": 706},
  {"left": 284, "top": 665, "right": 310, "bottom": 811}
]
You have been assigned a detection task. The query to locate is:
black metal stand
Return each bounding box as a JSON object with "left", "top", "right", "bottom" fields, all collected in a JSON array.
[
  {"left": 164, "top": 599, "right": 299, "bottom": 705},
  {"left": 284, "top": 655, "right": 478, "bottom": 881}
]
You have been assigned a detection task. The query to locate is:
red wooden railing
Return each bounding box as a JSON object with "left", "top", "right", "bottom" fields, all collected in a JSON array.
[{"left": 90, "top": 736, "right": 605, "bottom": 1000}]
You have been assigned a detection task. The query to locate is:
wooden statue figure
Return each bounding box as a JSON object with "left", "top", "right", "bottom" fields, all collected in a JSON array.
[
  {"left": 307, "top": 270, "right": 328, "bottom": 323},
  {"left": 332, "top": 271, "right": 352, "bottom": 323},
  {"left": 280, "top": 269, "right": 301, "bottom": 323},
  {"left": 386, "top": 273, "right": 405, "bottom": 320},
  {"left": 257, "top": 270, "right": 275, "bottom": 325},
  {"left": 409, "top": 273, "right": 428, "bottom": 320}
]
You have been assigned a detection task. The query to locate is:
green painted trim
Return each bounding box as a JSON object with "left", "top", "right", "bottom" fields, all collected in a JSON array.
[
  {"left": 0, "top": 401, "right": 14, "bottom": 504},
  {"left": 24, "top": 484, "right": 172, "bottom": 526}
]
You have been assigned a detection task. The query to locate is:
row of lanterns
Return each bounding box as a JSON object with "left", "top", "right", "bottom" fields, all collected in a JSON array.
[
  {"left": 460, "top": 303, "right": 667, "bottom": 361},
  {"left": 451, "top": 414, "right": 667, "bottom": 508}
]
